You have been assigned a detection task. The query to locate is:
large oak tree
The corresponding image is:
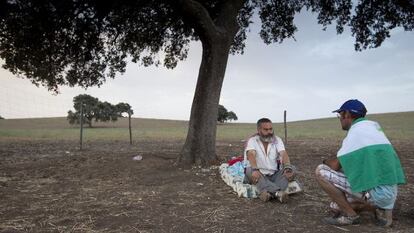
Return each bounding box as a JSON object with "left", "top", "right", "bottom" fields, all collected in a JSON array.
[{"left": 0, "top": 0, "right": 413, "bottom": 166}]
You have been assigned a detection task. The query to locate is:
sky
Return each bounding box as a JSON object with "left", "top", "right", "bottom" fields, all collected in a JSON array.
[{"left": 1, "top": 11, "right": 413, "bottom": 123}]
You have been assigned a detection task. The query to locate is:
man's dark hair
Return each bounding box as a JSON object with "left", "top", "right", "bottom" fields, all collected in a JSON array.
[
  {"left": 347, "top": 106, "right": 367, "bottom": 119},
  {"left": 341, "top": 110, "right": 366, "bottom": 120},
  {"left": 257, "top": 118, "right": 272, "bottom": 128},
  {"left": 350, "top": 112, "right": 366, "bottom": 119}
]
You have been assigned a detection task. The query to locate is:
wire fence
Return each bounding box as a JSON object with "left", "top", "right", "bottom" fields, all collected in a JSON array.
[{"left": 0, "top": 80, "right": 75, "bottom": 119}]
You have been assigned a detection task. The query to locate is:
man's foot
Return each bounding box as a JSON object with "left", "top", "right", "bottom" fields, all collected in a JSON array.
[
  {"left": 375, "top": 208, "right": 393, "bottom": 227},
  {"left": 323, "top": 214, "right": 360, "bottom": 226},
  {"left": 275, "top": 191, "right": 288, "bottom": 203},
  {"left": 259, "top": 191, "right": 271, "bottom": 202}
]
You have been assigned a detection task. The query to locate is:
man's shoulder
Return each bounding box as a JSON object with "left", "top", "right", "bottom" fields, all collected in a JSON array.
[
  {"left": 350, "top": 119, "right": 383, "bottom": 135},
  {"left": 274, "top": 135, "right": 283, "bottom": 142},
  {"left": 246, "top": 134, "right": 259, "bottom": 142},
  {"left": 245, "top": 134, "right": 259, "bottom": 149}
]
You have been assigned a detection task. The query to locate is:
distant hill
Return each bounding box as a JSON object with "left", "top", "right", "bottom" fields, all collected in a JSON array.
[{"left": 0, "top": 111, "right": 412, "bottom": 141}]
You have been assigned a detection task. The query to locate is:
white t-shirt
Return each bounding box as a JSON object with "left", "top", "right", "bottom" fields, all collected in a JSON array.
[{"left": 244, "top": 135, "right": 286, "bottom": 175}]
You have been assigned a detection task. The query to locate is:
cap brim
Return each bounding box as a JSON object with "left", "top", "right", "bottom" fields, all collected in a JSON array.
[{"left": 332, "top": 109, "right": 342, "bottom": 113}]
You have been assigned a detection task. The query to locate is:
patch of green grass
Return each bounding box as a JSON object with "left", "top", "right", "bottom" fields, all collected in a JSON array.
[
  {"left": 283, "top": 112, "right": 414, "bottom": 140},
  {"left": 0, "top": 111, "right": 413, "bottom": 141}
]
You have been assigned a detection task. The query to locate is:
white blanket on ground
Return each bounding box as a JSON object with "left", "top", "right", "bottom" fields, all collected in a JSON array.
[
  {"left": 219, "top": 163, "right": 259, "bottom": 198},
  {"left": 219, "top": 163, "right": 303, "bottom": 198}
]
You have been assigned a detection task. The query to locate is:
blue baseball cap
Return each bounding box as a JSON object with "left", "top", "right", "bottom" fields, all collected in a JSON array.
[{"left": 333, "top": 99, "right": 367, "bottom": 116}]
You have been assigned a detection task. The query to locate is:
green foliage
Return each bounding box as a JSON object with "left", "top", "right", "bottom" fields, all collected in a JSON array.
[
  {"left": 218, "top": 105, "right": 238, "bottom": 123},
  {"left": 116, "top": 103, "right": 134, "bottom": 116},
  {"left": 67, "top": 94, "right": 133, "bottom": 127},
  {"left": 228, "top": 111, "right": 238, "bottom": 121},
  {"left": 0, "top": 115, "right": 4, "bottom": 120},
  {"left": 0, "top": 1, "right": 412, "bottom": 91}
]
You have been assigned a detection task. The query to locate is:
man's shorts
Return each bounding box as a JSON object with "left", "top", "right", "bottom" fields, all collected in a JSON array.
[
  {"left": 316, "top": 164, "right": 398, "bottom": 209},
  {"left": 316, "top": 164, "right": 364, "bottom": 200}
]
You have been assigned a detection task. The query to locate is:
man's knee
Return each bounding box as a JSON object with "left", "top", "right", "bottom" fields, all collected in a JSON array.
[{"left": 315, "top": 164, "right": 327, "bottom": 180}]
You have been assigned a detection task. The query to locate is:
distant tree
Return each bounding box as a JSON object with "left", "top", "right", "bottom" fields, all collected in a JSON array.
[
  {"left": 217, "top": 105, "right": 238, "bottom": 123},
  {"left": 96, "top": 101, "right": 118, "bottom": 122},
  {"left": 0, "top": 115, "right": 4, "bottom": 120},
  {"left": 67, "top": 94, "right": 132, "bottom": 127},
  {"left": 227, "top": 111, "right": 238, "bottom": 122},
  {"left": 67, "top": 94, "right": 100, "bottom": 127},
  {"left": 1, "top": 1, "right": 412, "bottom": 165},
  {"left": 116, "top": 103, "right": 134, "bottom": 117},
  {"left": 217, "top": 105, "right": 229, "bottom": 123}
]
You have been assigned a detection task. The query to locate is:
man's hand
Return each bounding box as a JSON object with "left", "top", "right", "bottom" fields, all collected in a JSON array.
[
  {"left": 251, "top": 170, "right": 262, "bottom": 184},
  {"left": 283, "top": 168, "right": 294, "bottom": 181}
]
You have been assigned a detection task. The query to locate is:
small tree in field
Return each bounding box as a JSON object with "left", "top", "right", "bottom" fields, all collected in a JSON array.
[
  {"left": 116, "top": 103, "right": 134, "bottom": 117},
  {"left": 67, "top": 94, "right": 133, "bottom": 127},
  {"left": 96, "top": 101, "right": 118, "bottom": 122},
  {"left": 67, "top": 94, "right": 100, "bottom": 127},
  {"left": 218, "top": 105, "right": 238, "bottom": 123},
  {"left": 227, "top": 111, "right": 238, "bottom": 122},
  {"left": 217, "top": 105, "right": 229, "bottom": 123}
]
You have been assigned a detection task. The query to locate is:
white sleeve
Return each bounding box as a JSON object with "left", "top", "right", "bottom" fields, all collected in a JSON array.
[
  {"left": 275, "top": 136, "right": 285, "bottom": 152},
  {"left": 245, "top": 137, "right": 256, "bottom": 152}
]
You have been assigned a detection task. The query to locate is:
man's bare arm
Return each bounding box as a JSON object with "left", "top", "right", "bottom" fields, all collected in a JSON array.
[
  {"left": 279, "top": 150, "right": 291, "bottom": 165},
  {"left": 247, "top": 150, "right": 258, "bottom": 168},
  {"left": 280, "top": 150, "right": 294, "bottom": 181},
  {"left": 247, "top": 150, "right": 262, "bottom": 184}
]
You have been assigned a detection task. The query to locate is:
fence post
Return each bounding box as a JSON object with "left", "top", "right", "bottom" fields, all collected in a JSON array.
[
  {"left": 79, "top": 102, "right": 84, "bottom": 150},
  {"left": 284, "top": 110, "right": 287, "bottom": 146},
  {"left": 128, "top": 110, "right": 132, "bottom": 145}
]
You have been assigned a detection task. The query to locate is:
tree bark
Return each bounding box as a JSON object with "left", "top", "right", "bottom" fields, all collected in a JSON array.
[
  {"left": 178, "top": 36, "right": 232, "bottom": 166},
  {"left": 177, "top": 0, "right": 245, "bottom": 166}
]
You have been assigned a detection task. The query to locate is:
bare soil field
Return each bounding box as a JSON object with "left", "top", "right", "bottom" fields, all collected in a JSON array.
[{"left": 1, "top": 138, "right": 413, "bottom": 232}]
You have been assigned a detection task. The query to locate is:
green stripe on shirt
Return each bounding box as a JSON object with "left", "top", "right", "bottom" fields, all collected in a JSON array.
[{"left": 338, "top": 144, "right": 406, "bottom": 192}]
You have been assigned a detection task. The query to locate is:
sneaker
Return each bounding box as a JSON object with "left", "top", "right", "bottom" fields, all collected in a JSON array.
[
  {"left": 323, "top": 214, "right": 360, "bottom": 226},
  {"left": 259, "top": 191, "right": 271, "bottom": 202},
  {"left": 330, "top": 202, "right": 340, "bottom": 211},
  {"left": 329, "top": 202, "right": 342, "bottom": 217},
  {"left": 275, "top": 191, "right": 288, "bottom": 203},
  {"left": 375, "top": 208, "right": 393, "bottom": 227},
  {"left": 285, "top": 180, "right": 303, "bottom": 194}
]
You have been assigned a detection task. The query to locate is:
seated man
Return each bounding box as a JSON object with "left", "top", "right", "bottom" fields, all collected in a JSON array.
[
  {"left": 244, "top": 118, "right": 295, "bottom": 203},
  {"left": 315, "top": 99, "right": 406, "bottom": 226}
]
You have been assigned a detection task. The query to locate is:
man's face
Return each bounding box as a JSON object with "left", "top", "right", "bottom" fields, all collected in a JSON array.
[
  {"left": 338, "top": 111, "right": 353, "bottom": 131},
  {"left": 258, "top": 122, "right": 274, "bottom": 142}
]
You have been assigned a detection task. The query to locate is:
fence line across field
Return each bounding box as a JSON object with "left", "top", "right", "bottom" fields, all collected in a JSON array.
[
  {"left": 0, "top": 84, "right": 73, "bottom": 119},
  {"left": 0, "top": 84, "right": 134, "bottom": 149}
]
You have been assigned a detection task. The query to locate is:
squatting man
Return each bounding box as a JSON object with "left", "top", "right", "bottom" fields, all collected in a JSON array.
[{"left": 315, "top": 99, "right": 406, "bottom": 226}]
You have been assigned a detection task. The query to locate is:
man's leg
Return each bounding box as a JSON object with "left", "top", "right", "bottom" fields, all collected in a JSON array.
[
  {"left": 245, "top": 167, "right": 285, "bottom": 202},
  {"left": 268, "top": 169, "right": 289, "bottom": 203},
  {"left": 315, "top": 164, "right": 360, "bottom": 225},
  {"left": 245, "top": 168, "right": 288, "bottom": 202}
]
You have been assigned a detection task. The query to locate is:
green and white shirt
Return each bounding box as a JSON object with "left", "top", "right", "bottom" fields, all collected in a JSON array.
[{"left": 337, "top": 118, "right": 406, "bottom": 193}]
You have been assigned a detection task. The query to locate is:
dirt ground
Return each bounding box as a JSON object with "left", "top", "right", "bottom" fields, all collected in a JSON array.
[{"left": 0, "top": 139, "right": 413, "bottom": 233}]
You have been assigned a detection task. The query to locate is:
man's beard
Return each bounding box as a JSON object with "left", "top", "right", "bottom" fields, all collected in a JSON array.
[{"left": 259, "top": 133, "right": 274, "bottom": 143}]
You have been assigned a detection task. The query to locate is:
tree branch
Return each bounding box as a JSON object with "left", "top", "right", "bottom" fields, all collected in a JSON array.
[
  {"left": 215, "top": 0, "right": 245, "bottom": 31},
  {"left": 178, "top": 0, "right": 218, "bottom": 42}
]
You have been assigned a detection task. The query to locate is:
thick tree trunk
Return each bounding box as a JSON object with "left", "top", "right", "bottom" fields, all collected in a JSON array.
[
  {"left": 176, "top": 0, "right": 244, "bottom": 166},
  {"left": 178, "top": 37, "right": 232, "bottom": 166}
]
